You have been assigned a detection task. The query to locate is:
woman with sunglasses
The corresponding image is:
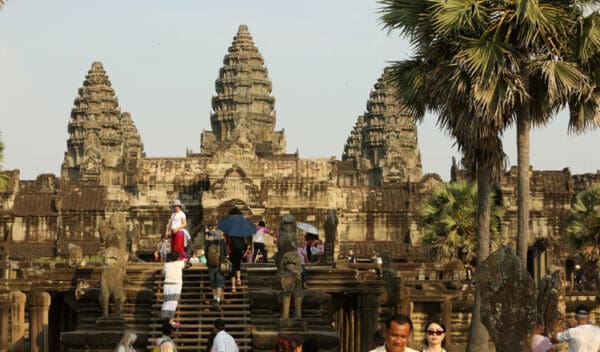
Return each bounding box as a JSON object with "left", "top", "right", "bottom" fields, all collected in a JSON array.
[{"left": 422, "top": 321, "right": 447, "bottom": 352}]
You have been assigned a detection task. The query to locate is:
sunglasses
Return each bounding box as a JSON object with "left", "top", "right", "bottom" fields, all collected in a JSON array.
[{"left": 427, "top": 330, "right": 445, "bottom": 336}]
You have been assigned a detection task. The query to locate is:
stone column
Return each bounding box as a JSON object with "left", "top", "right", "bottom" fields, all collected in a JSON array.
[
  {"left": 442, "top": 299, "right": 453, "bottom": 345},
  {"left": 357, "top": 293, "right": 379, "bottom": 352},
  {"left": 9, "top": 290, "right": 26, "bottom": 352},
  {"left": 0, "top": 293, "right": 9, "bottom": 352},
  {"left": 29, "top": 291, "right": 51, "bottom": 352}
]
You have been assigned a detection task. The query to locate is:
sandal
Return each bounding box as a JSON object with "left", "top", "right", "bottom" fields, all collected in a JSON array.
[
  {"left": 231, "top": 286, "right": 237, "bottom": 293},
  {"left": 237, "top": 279, "right": 242, "bottom": 286}
]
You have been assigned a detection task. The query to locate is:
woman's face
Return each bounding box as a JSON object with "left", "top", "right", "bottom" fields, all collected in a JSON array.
[{"left": 426, "top": 322, "right": 445, "bottom": 346}]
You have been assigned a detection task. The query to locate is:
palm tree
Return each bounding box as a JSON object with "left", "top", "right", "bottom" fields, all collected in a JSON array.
[
  {"left": 421, "top": 181, "right": 504, "bottom": 264},
  {"left": 379, "top": 2, "right": 510, "bottom": 349},
  {"left": 378, "top": 0, "right": 600, "bottom": 350},
  {"left": 566, "top": 186, "right": 600, "bottom": 269},
  {"left": 384, "top": 0, "right": 600, "bottom": 265}
]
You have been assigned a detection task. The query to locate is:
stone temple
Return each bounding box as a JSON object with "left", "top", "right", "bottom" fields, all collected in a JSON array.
[{"left": 0, "top": 24, "right": 598, "bottom": 351}]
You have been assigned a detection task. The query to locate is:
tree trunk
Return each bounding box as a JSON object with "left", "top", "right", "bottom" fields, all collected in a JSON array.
[
  {"left": 466, "top": 165, "right": 491, "bottom": 352},
  {"left": 516, "top": 109, "right": 530, "bottom": 266}
]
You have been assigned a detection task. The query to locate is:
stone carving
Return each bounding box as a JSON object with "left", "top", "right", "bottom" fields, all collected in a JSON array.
[
  {"left": 99, "top": 214, "right": 129, "bottom": 251},
  {"left": 61, "top": 61, "right": 144, "bottom": 186},
  {"left": 200, "top": 24, "right": 286, "bottom": 157},
  {"left": 276, "top": 214, "right": 303, "bottom": 319},
  {"left": 67, "top": 243, "right": 84, "bottom": 268},
  {"left": 537, "top": 267, "right": 567, "bottom": 330},
  {"left": 324, "top": 209, "right": 338, "bottom": 263},
  {"left": 477, "top": 246, "right": 536, "bottom": 352},
  {"left": 342, "top": 67, "right": 422, "bottom": 185},
  {"left": 99, "top": 246, "right": 129, "bottom": 318}
]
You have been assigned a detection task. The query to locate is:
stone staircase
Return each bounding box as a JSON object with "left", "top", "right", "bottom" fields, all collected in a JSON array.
[{"left": 147, "top": 266, "right": 252, "bottom": 351}]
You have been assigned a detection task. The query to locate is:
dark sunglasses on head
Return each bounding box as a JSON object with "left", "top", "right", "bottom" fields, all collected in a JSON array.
[{"left": 427, "top": 330, "right": 445, "bottom": 336}]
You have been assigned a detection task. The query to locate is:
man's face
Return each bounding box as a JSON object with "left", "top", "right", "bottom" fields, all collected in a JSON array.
[{"left": 384, "top": 321, "right": 411, "bottom": 352}]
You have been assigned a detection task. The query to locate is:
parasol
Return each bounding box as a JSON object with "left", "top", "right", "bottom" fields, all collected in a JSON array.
[
  {"left": 296, "top": 222, "right": 318, "bottom": 235},
  {"left": 217, "top": 215, "right": 256, "bottom": 238}
]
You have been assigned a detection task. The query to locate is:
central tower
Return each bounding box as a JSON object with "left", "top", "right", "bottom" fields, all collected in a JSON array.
[{"left": 201, "top": 24, "right": 286, "bottom": 157}]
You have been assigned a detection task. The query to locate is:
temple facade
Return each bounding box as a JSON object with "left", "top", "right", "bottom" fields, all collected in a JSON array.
[{"left": 0, "top": 24, "right": 599, "bottom": 351}]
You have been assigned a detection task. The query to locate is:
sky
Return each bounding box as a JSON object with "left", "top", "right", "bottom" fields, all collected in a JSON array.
[{"left": 1, "top": 1, "right": 600, "bottom": 181}]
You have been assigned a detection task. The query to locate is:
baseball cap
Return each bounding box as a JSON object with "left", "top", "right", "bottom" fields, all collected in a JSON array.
[{"left": 574, "top": 304, "right": 590, "bottom": 315}]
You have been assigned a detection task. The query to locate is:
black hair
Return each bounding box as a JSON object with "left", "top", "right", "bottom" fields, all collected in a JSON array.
[
  {"left": 424, "top": 320, "right": 447, "bottom": 347},
  {"left": 385, "top": 314, "right": 413, "bottom": 333},
  {"left": 167, "top": 251, "right": 179, "bottom": 262},
  {"left": 162, "top": 321, "right": 174, "bottom": 336},
  {"left": 302, "top": 337, "right": 319, "bottom": 352},
  {"left": 214, "top": 318, "right": 226, "bottom": 330},
  {"left": 258, "top": 220, "right": 266, "bottom": 227}
]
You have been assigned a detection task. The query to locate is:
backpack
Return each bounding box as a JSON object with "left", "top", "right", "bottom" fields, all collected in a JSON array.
[
  {"left": 151, "top": 339, "right": 169, "bottom": 352},
  {"left": 207, "top": 241, "right": 220, "bottom": 268}
]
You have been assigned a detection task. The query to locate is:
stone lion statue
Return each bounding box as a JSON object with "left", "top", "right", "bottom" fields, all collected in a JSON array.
[
  {"left": 276, "top": 214, "right": 303, "bottom": 319},
  {"left": 99, "top": 246, "right": 129, "bottom": 318},
  {"left": 67, "top": 243, "right": 84, "bottom": 268}
]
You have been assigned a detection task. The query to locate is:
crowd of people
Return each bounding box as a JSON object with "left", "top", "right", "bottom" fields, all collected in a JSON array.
[{"left": 144, "top": 199, "right": 600, "bottom": 352}]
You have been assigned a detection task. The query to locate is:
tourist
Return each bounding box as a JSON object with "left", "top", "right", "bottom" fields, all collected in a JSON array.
[
  {"left": 197, "top": 249, "right": 207, "bottom": 264},
  {"left": 160, "top": 251, "right": 187, "bottom": 322},
  {"left": 347, "top": 248, "right": 357, "bottom": 263},
  {"left": 253, "top": 220, "right": 271, "bottom": 263},
  {"left": 205, "top": 231, "right": 227, "bottom": 305},
  {"left": 302, "top": 337, "right": 319, "bottom": 352},
  {"left": 274, "top": 335, "right": 302, "bottom": 352},
  {"left": 297, "top": 237, "right": 308, "bottom": 288},
  {"left": 155, "top": 234, "right": 171, "bottom": 262},
  {"left": 245, "top": 245, "right": 254, "bottom": 263},
  {"left": 205, "top": 224, "right": 216, "bottom": 240},
  {"left": 369, "top": 314, "right": 418, "bottom": 352},
  {"left": 154, "top": 321, "right": 177, "bottom": 352},
  {"left": 573, "top": 265, "right": 586, "bottom": 291},
  {"left": 114, "top": 331, "right": 137, "bottom": 352},
  {"left": 189, "top": 251, "right": 200, "bottom": 265},
  {"left": 212, "top": 318, "right": 239, "bottom": 352},
  {"left": 165, "top": 199, "right": 187, "bottom": 260},
  {"left": 531, "top": 321, "right": 554, "bottom": 352},
  {"left": 206, "top": 330, "right": 217, "bottom": 352},
  {"left": 422, "top": 320, "right": 447, "bottom": 352},
  {"left": 225, "top": 233, "right": 246, "bottom": 293},
  {"left": 551, "top": 304, "right": 600, "bottom": 352},
  {"left": 183, "top": 228, "right": 192, "bottom": 256}
]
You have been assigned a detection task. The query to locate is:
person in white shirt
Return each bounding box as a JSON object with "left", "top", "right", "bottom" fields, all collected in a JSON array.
[
  {"left": 369, "top": 314, "right": 419, "bottom": 352},
  {"left": 165, "top": 199, "right": 187, "bottom": 260},
  {"left": 212, "top": 318, "right": 239, "bottom": 352},
  {"left": 552, "top": 304, "right": 600, "bottom": 352},
  {"left": 160, "top": 252, "right": 187, "bottom": 323}
]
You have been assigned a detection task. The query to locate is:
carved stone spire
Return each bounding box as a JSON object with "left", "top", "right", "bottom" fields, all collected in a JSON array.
[
  {"left": 201, "top": 24, "right": 286, "bottom": 156},
  {"left": 61, "top": 62, "right": 144, "bottom": 186},
  {"left": 342, "top": 67, "right": 423, "bottom": 184}
]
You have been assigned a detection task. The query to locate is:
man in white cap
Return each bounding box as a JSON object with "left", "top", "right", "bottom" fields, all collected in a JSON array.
[{"left": 552, "top": 304, "right": 600, "bottom": 352}]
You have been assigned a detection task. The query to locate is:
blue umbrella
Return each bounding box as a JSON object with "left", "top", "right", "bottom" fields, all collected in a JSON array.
[{"left": 217, "top": 215, "right": 256, "bottom": 238}]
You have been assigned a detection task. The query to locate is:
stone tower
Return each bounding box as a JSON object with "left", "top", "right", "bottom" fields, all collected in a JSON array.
[
  {"left": 61, "top": 62, "right": 144, "bottom": 186},
  {"left": 343, "top": 67, "right": 422, "bottom": 185},
  {"left": 201, "top": 24, "right": 286, "bottom": 157}
]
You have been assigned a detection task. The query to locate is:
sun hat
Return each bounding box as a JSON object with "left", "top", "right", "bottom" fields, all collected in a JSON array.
[{"left": 170, "top": 199, "right": 186, "bottom": 210}]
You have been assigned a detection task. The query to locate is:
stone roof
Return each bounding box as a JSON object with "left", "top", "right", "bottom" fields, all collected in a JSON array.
[
  {"left": 12, "top": 193, "right": 56, "bottom": 216},
  {"left": 57, "top": 183, "right": 107, "bottom": 211}
]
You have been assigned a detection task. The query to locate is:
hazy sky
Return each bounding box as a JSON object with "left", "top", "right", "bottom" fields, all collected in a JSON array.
[{"left": 1, "top": 1, "right": 599, "bottom": 181}]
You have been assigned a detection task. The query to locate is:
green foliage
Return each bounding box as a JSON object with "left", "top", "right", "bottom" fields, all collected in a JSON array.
[
  {"left": 566, "top": 186, "right": 600, "bottom": 268},
  {"left": 420, "top": 181, "right": 504, "bottom": 264}
]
